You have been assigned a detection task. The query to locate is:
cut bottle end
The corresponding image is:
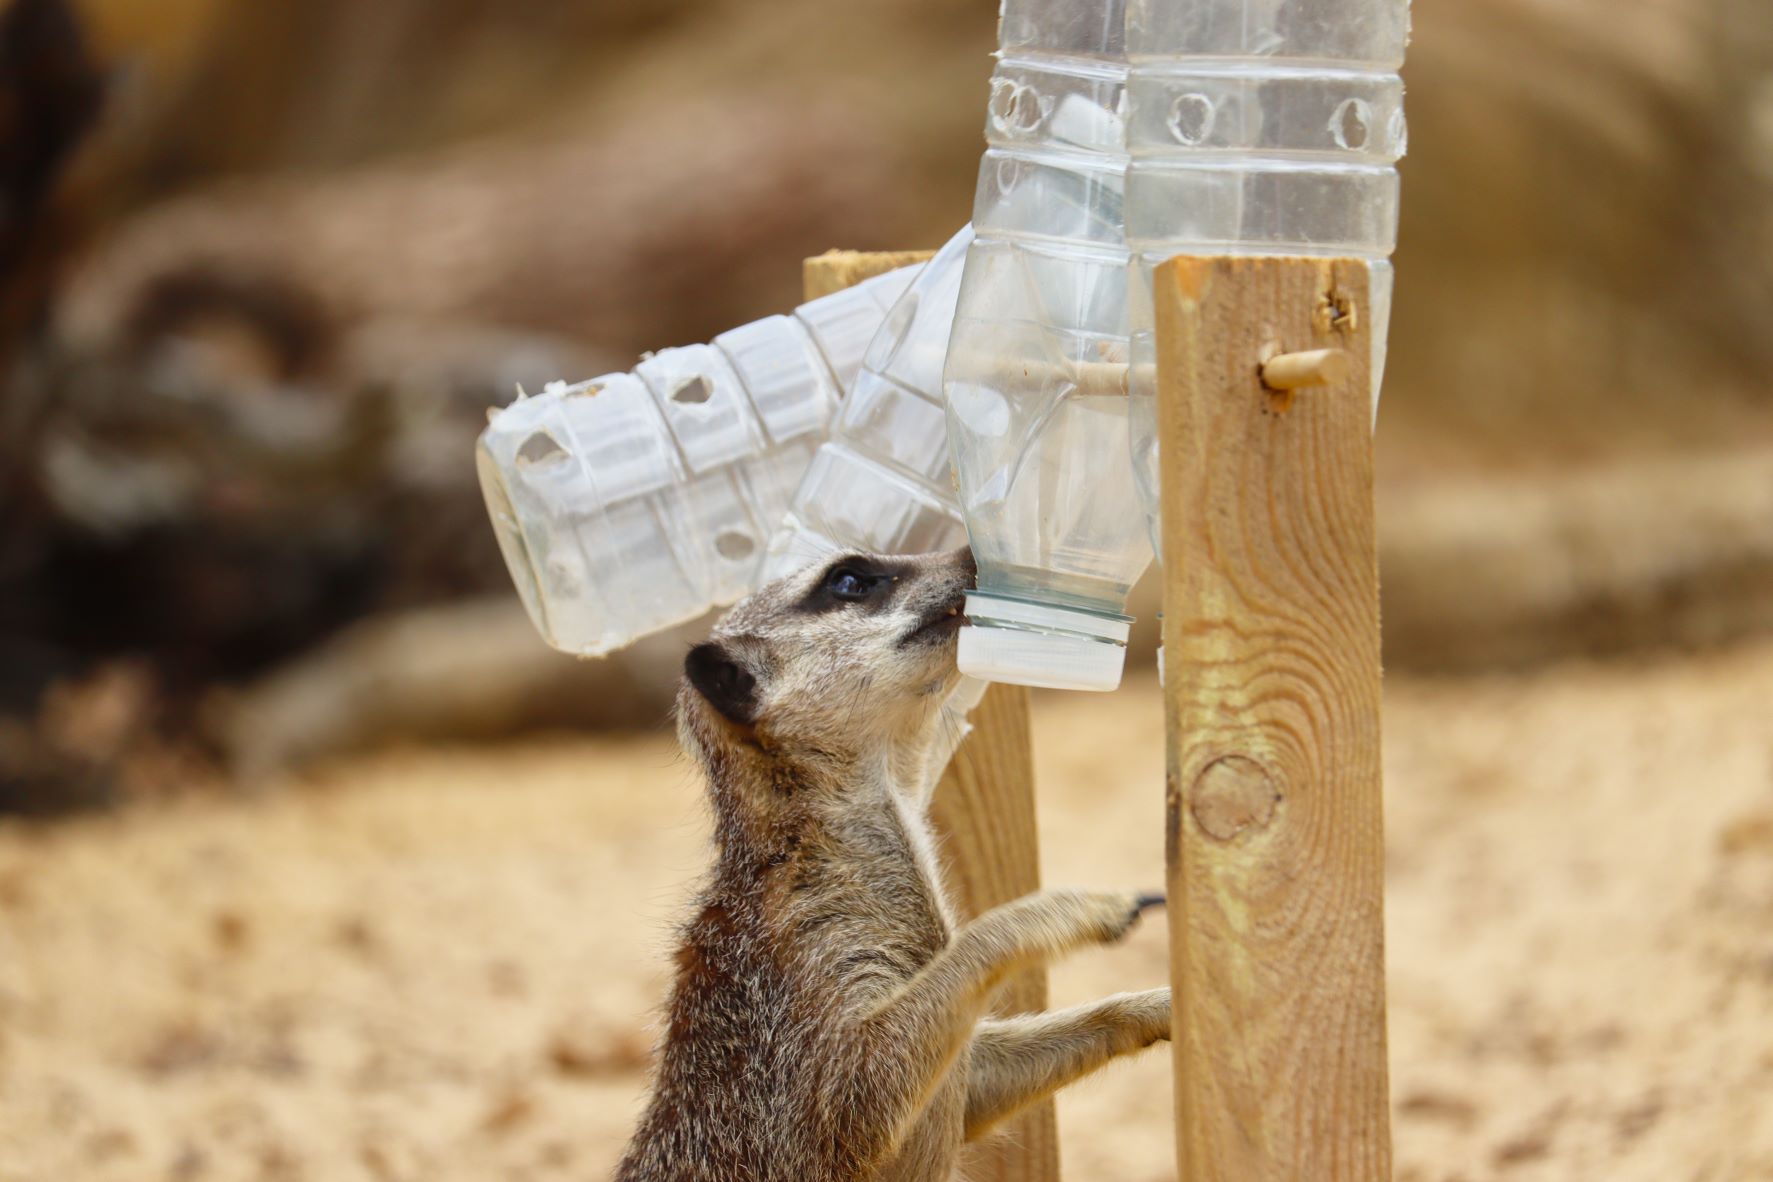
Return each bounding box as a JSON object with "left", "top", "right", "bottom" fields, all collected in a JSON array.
[{"left": 475, "top": 441, "right": 551, "bottom": 642}]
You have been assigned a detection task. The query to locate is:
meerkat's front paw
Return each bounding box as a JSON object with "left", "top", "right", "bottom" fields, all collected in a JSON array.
[
  {"left": 1050, "top": 889, "right": 1165, "bottom": 946},
  {"left": 1121, "top": 987, "right": 1173, "bottom": 1047},
  {"left": 971, "top": 889, "right": 1168, "bottom": 972},
  {"left": 1111, "top": 891, "right": 1166, "bottom": 941}
]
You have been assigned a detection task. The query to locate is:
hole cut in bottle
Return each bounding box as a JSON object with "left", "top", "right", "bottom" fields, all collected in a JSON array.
[
  {"left": 671, "top": 376, "right": 713, "bottom": 405},
  {"left": 714, "top": 530, "right": 756, "bottom": 561},
  {"left": 515, "top": 430, "right": 569, "bottom": 469}
]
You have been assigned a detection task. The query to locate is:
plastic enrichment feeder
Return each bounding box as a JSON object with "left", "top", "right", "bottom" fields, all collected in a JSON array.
[
  {"left": 1124, "top": 0, "right": 1411, "bottom": 554},
  {"left": 476, "top": 264, "right": 917, "bottom": 656},
  {"left": 944, "top": 0, "right": 1150, "bottom": 693}
]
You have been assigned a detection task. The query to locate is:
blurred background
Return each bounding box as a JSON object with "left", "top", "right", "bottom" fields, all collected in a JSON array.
[{"left": 1, "top": 0, "right": 1771, "bottom": 1178}]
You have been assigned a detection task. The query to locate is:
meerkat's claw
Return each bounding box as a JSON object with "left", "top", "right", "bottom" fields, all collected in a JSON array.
[
  {"left": 1101, "top": 892, "right": 1163, "bottom": 940},
  {"left": 1087, "top": 891, "right": 1161, "bottom": 943}
]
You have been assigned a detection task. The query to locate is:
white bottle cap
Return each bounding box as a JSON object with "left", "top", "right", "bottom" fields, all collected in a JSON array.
[{"left": 957, "top": 593, "right": 1131, "bottom": 693}]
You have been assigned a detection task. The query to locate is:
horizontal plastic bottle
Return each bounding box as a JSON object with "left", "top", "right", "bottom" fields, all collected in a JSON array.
[
  {"left": 761, "top": 225, "right": 974, "bottom": 579},
  {"left": 476, "top": 263, "right": 917, "bottom": 656},
  {"left": 1124, "top": 0, "right": 1410, "bottom": 555},
  {"left": 942, "top": 0, "right": 1152, "bottom": 693}
]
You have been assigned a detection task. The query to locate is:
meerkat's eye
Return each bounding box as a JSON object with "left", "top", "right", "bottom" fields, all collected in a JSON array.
[
  {"left": 798, "top": 557, "right": 900, "bottom": 613},
  {"left": 824, "top": 565, "right": 878, "bottom": 602}
]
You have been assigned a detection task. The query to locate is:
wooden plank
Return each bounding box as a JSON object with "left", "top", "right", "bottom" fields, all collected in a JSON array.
[
  {"left": 802, "top": 248, "right": 934, "bottom": 300},
  {"left": 926, "top": 682, "right": 1057, "bottom": 1182},
  {"left": 804, "top": 252, "right": 1058, "bottom": 1182},
  {"left": 1154, "top": 254, "right": 1391, "bottom": 1181}
]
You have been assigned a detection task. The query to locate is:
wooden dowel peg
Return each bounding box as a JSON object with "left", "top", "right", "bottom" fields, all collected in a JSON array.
[
  {"left": 945, "top": 352, "right": 1130, "bottom": 397},
  {"left": 1261, "top": 347, "right": 1350, "bottom": 391}
]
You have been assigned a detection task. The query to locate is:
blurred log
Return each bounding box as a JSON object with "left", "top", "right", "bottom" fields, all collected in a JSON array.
[
  {"left": 213, "top": 598, "right": 693, "bottom": 782},
  {"left": 1122, "top": 446, "right": 1773, "bottom": 673},
  {"left": 1378, "top": 447, "right": 1773, "bottom": 671}
]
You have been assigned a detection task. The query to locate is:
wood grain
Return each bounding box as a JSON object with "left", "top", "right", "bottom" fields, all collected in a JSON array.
[
  {"left": 929, "top": 682, "right": 1058, "bottom": 1182},
  {"left": 801, "top": 248, "right": 935, "bottom": 300},
  {"left": 804, "top": 254, "right": 1058, "bottom": 1182},
  {"left": 1154, "top": 255, "right": 1391, "bottom": 1181}
]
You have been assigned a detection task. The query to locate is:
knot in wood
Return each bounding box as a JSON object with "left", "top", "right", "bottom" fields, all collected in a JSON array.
[{"left": 1188, "top": 755, "right": 1281, "bottom": 842}]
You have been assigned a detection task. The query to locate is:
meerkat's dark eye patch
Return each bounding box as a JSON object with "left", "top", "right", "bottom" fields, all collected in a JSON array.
[
  {"left": 685, "top": 642, "right": 758, "bottom": 726},
  {"left": 797, "top": 556, "right": 898, "bottom": 613},
  {"left": 825, "top": 566, "right": 881, "bottom": 601}
]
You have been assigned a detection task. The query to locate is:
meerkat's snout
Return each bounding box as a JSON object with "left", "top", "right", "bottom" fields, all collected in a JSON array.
[
  {"left": 897, "top": 547, "right": 976, "bottom": 649},
  {"left": 955, "top": 545, "right": 978, "bottom": 583}
]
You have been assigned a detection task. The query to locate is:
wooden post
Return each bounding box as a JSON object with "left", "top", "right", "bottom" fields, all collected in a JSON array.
[
  {"left": 926, "top": 682, "right": 1058, "bottom": 1182},
  {"left": 1154, "top": 255, "right": 1391, "bottom": 1180},
  {"left": 802, "top": 248, "right": 939, "bottom": 300},
  {"left": 804, "top": 253, "right": 1060, "bottom": 1182}
]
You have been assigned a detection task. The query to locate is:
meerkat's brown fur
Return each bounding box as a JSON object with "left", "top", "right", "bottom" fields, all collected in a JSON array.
[{"left": 616, "top": 548, "right": 1170, "bottom": 1182}]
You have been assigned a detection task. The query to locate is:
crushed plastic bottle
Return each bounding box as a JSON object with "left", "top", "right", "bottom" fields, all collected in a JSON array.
[
  {"left": 1125, "top": 0, "right": 1411, "bottom": 555},
  {"left": 761, "top": 226, "right": 974, "bottom": 578},
  {"left": 942, "top": 0, "right": 1152, "bottom": 693},
  {"left": 476, "top": 263, "right": 917, "bottom": 656}
]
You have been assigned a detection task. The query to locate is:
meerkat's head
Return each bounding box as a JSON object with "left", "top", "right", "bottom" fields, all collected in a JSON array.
[{"left": 677, "top": 547, "right": 975, "bottom": 767}]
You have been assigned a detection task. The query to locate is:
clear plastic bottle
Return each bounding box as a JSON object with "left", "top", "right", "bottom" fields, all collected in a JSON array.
[
  {"left": 761, "top": 226, "right": 974, "bottom": 578},
  {"left": 942, "top": 0, "right": 1152, "bottom": 693},
  {"left": 758, "top": 224, "right": 988, "bottom": 753},
  {"left": 1124, "top": 0, "right": 1410, "bottom": 555},
  {"left": 476, "top": 263, "right": 917, "bottom": 656}
]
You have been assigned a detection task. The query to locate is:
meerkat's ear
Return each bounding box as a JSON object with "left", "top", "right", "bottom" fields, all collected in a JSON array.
[{"left": 684, "top": 641, "right": 758, "bottom": 726}]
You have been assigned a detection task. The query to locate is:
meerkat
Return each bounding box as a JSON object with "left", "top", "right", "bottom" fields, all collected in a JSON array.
[{"left": 616, "top": 546, "right": 1171, "bottom": 1182}]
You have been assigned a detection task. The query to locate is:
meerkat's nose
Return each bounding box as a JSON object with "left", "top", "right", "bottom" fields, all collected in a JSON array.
[{"left": 949, "top": 545, "right": 978, "bottom": 584}]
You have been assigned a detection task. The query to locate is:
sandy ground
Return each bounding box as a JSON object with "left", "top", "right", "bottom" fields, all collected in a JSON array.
[{"left": 2, "top": 645, "right": 1772, "bottom": 1182}]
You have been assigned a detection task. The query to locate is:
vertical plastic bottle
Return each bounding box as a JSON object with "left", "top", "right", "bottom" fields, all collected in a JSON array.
[
  {"left": 1124, "top": 0, "right": 1410, "bottom": 555},
  {"left": 761, "top": 226, "right": 974, "bottom": 579},
  {"left": 942, "top": 0, "right": 1151, "bottom": 693},
  {"left": 476, "top": 263, "right": 917, "bottom": 656}
]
